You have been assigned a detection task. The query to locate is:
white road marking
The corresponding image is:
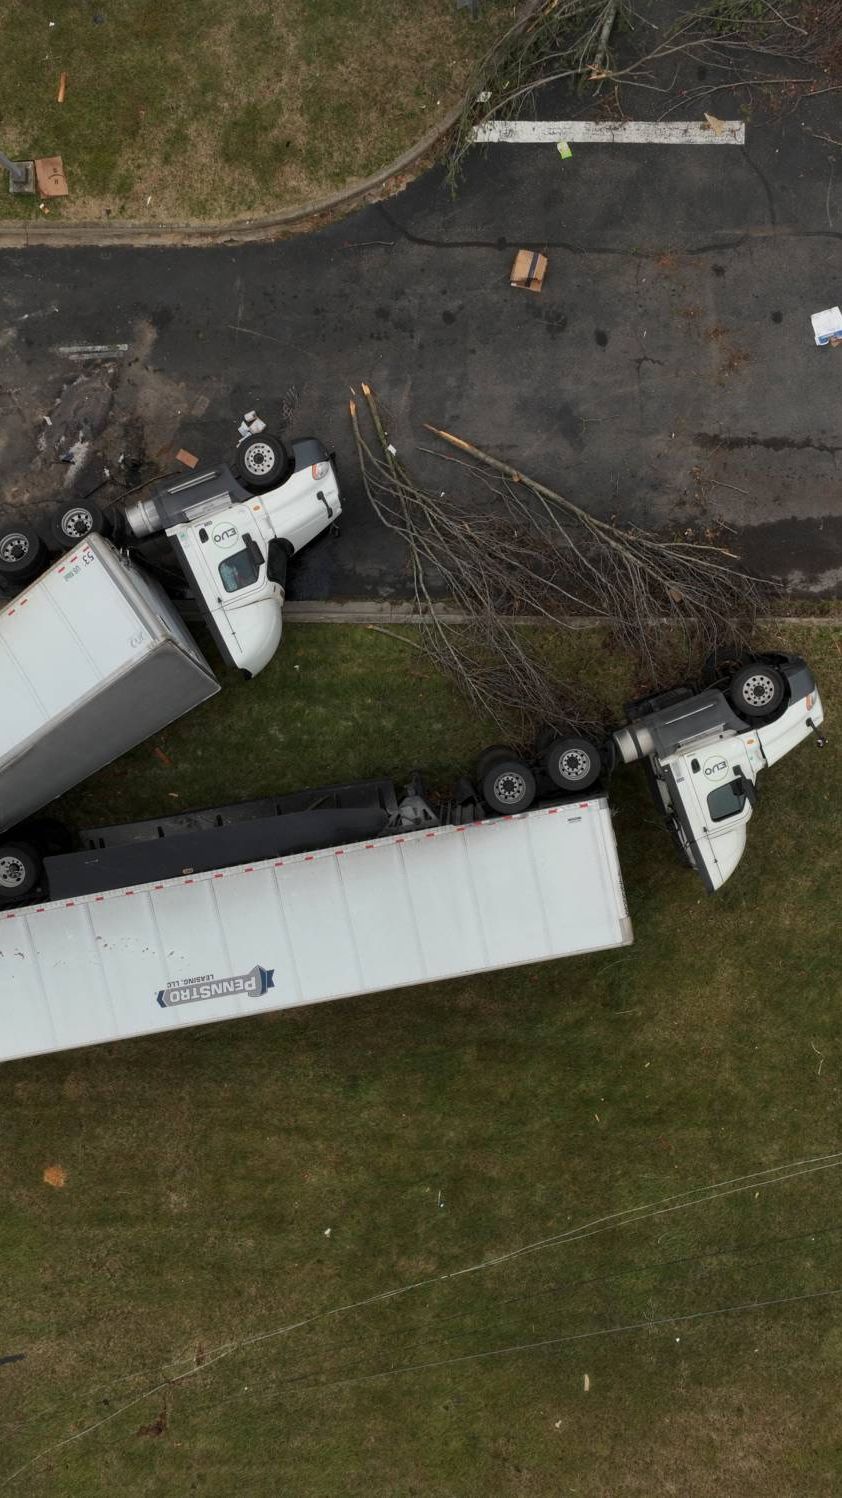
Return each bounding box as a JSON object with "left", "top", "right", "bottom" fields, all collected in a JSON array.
[
  {"left": 471, "top": 119, "right": 745, "bottom": 146},
  {"left": 56, "top": 343, "right": 129, "bottom": 359}
]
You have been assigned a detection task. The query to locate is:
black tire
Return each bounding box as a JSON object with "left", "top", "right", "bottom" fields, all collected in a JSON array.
[
  {"left": 0, "top": 842, "right": 42, "bottom": 905},
  {"left": 729, "top": 661, "right": 786, "bottom": 719},
  {"left": 544, "top": 735, "right": 603, "bottom": 792},
  {"left": 235, "top": 434, "right": 290, "bottom": 491},
  {"left": 481, "top": 758, "right": 537, "bottom": 816},
  {"left": 0, "top": 520, "right": 47, "bottom": 581},
  {"left": 50, "top": 499, "right": 113, "bottom": 551},
  {"left": 475, "top": 744, "right": 516, "bottom": 783}
]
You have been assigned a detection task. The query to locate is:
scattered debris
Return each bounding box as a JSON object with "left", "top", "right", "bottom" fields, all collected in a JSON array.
[
  {"left": 35, "top": 156, "right": 68, "bottom": 198},
  {"left": 55, "top": 344, "right": 129, "bottom": 361},
  {"left": 42, "top": 1165, "right": 66, "bottom": 1188},
  {"left": 583, "top": 1373, "right": 590, "bottom": 1392},
  {"left": 175, "top": 448, "right": 199, "bottom": 469},
  {"left": 237, "top": 410, "right": 266, "bottom": 438},
  {"left": 811, "top": 306, "right": 842, "bottom": 345},
  {"left": 153, "top": 746, "right": 173, "bottom": 766},
  {"left": 510, "top": 249, "right": 547, "bottom": 293},
  {"left": 556, "top": 140, "right": 573, "bottom": 159},
  {"left": 704, "top": 112, "right": 726, "bottom": 136},
  {"left": 323, "top": 1227, "right": 332, "bottom": 1237},
  {"left": 0, "top": 1354, "right": 26, "bottom": 1366},
  {"left": 56, "top": 71, "right": 68, "bottom": 104}
]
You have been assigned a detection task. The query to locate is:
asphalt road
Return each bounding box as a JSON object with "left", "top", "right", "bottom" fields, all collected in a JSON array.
[{"left": 2, "top": 69, "right": 842, "bottom": 602}]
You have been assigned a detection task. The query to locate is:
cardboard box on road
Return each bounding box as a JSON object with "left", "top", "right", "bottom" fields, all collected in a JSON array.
[{"left": 510, "top": 249, "right": 547, "bottom": 293}]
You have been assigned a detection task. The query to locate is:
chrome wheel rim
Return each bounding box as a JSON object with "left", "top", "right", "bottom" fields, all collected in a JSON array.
[
  {"left": 243, "top": 441, "right": 275, "bottom": 477},
  {"left": 558, "top": 749, "right": 592, "bottom": 781},
  {"left": 0, "top": 855, "right": 27, "bottom": 890},
  {"left": 61, "top": 508, "right": 94, "bottom": 539},
  {"left": 493, "top": 771, "right": 527, "bottom": 805},
  {"left": 741, "top": 672, "right": 776, "bottom": 708},
  {"left": 0, "top": 533, "right": 29, "bottom": 564}
]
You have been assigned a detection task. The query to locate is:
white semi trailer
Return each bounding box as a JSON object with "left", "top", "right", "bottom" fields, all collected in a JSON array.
[
  {"left": 0, "top": 652, "right": 824, "bottom": 1065},
  {"left": 0, "top": 426, "right": 342, "bottom": 843}
]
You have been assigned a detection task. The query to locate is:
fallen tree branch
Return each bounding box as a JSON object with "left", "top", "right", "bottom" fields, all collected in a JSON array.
[{"left": 350, "top": 388, "right": 775, "bottom": 735}]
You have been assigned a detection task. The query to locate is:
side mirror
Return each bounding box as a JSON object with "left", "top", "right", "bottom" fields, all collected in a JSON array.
[{"left": 734, "top": 774, "right": 758, "bottom": 809}]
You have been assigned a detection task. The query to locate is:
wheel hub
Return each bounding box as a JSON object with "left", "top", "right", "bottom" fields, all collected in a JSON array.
[
  {"left": 0, "top": 855, "right": 26, "bottom": 890},
  {"left": 742, "top": 673, "right": 775, "bottom": 708},
  {"left": 243, "top": 441, "right": 275, "bottom": 476},
  {"left": 61, "top": 508, "right": 93, "bottom": 539},
  {"left": 493, "top": 772, "right": 526, "bottom": 805},
  {"left": 0, "top": 533, "right": 29, "bottom": 564},
  {"left": 559, "top": 750, "right": 591, "bottom": 780}
]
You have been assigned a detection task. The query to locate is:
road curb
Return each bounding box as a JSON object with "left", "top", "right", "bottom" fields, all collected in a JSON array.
[
  {"left": 0, "top": 1, "right": 546, "bottom": 252},
  {"left": 284, "top": 602, "right": 842, "bottom": 628},
  {"left": 0, "top": 108, "right": 465, "bottom": 251}
]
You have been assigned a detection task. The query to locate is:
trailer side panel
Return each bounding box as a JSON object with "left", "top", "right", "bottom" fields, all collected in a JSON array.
[{"left": 0, "top": 801, "right": 632, "bottom": 1064}]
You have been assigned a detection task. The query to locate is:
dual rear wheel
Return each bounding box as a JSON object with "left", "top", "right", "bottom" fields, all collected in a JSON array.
[
  {"left": 477, "top": 734, "right": 604, "bottom": 816},
  {"left": 0, "top": 501, "right": 113, "bottom": 587}
]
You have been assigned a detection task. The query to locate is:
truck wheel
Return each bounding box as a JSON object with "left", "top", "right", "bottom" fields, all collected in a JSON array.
[
  {"left": 475, "top": 744, "right": 517, "bottom": 782},
  {"left": 235, "top": 434, "right": 290, "bottom": 491},
  {"left": 544, "top": 735, "right": 602, "bottom": 792},
  {"left": 481, "top": 758, "right": 536, "bottom": 816},
  {"left": 729, "top": 661, "right": 786, "bottom": 718},
  {"left": 0, "top": 520, "right": 47, "bottom": 582},
  {"left": 50, "top": 499, "right": 112, "bottom": 550},
  {"left": 0, "top": 842, "right": 42, "bottom": 905}
]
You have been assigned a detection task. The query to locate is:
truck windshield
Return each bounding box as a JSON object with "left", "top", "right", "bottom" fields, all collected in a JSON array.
[
  {"left": 707, "top": 780, "right": 747, "bottom": 822},
  {"left": 219, "top": 548, "right": 260, "bottom": 593}
]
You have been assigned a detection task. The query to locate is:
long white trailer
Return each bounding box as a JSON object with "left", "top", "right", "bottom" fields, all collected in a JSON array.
[{"left": 0, "top": 798, "right": 630, "bottom": 1064}]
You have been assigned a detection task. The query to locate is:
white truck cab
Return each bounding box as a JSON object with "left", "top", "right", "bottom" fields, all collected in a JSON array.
[
  {"left": 124, "top": 437, "right": 341, "bottom": 677},
  {"left": 612, "top": 653, "right": 824, "bottom": 891}
]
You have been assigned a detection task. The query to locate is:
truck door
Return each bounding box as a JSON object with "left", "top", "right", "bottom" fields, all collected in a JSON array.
[{"left": 665, "top": 746, "right": 755, "bottom": 892}]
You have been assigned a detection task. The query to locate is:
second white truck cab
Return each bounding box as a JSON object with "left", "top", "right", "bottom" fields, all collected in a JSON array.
[
  {"left": 123, "top": 435, "right": 341, "bottom": 677},
  {"left": 612, "top": 653, "right": 824, "bottom": 891}
]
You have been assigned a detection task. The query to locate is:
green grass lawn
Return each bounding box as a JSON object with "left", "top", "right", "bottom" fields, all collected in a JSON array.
[
  {"left": 0, "top": 0, "right": 507, "bottom": 223},
  {"left": 1, "top": 622, "right": 840, "bottom": 1496}
]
